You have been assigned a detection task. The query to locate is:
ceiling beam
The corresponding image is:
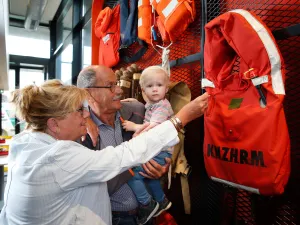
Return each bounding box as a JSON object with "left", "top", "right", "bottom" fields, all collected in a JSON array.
[{"left": 9, "top": 16, "right": 50, "bottom": 28}]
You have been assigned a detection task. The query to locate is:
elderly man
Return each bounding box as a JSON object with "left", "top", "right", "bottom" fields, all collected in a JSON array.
[{"left": 77, "top": 65, "right": 170, "bottom": 225}]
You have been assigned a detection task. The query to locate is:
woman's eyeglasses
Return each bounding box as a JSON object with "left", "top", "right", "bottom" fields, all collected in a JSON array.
[
  {"left": 87, "top": 81, "right": 121, "bottom": 93},
  {"left": 76, "top": 106, "right": 89, "bottom": 115}
]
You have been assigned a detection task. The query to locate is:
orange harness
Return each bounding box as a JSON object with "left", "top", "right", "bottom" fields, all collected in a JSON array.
[{"left": 203, "top": 10, "right": 290, "bottom": 195}]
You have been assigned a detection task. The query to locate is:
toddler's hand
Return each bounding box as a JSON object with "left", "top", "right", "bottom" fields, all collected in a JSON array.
[{"left": 122, "top": 120, "right": 137, "bottom": 132}]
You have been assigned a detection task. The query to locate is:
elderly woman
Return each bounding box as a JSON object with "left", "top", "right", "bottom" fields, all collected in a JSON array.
[{"left": 0, "top": 80, "right": 209, "bottom": 225}]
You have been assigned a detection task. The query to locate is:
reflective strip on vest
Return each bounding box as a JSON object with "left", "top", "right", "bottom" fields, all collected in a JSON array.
[
  {"left": 231, "top": 9, "right": 285, "bottom": 95},
  {"left": 251, "top": 75, "right": 269, "bottom": 86},
  {"left": 138, "top": 0, "right": 142, "bottom": 7},
  {"left": 162, "top": 0, "right": 178, "bottom": 18},
  {"left": 201, "top": 78, "right": 215, "bottom": 88},
  {"left": 211, "top": 176, "right": 260, "bottom": 194}
]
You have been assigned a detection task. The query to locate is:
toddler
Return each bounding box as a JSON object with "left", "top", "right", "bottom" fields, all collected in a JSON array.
[{"left": 122, "top": 66, "right": 174, "bottom": 225}]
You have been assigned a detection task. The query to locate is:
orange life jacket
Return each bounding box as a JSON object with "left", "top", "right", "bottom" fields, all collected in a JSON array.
[
  {"left": 151, "top": 0, "right": 196, "bottom": 42},
  {"left": 94, "top": 5, "right": 120, "bottom": 67},
  {"left": 203, "top": 10, "right": 290, "bottom": 195},
  {"left": 138, "top": 0, "right": 152, "bottom": 44}
]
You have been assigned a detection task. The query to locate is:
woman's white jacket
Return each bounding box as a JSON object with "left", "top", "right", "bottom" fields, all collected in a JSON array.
[{"left": 0, "top": 121, "right": 178, "bottom": 225}]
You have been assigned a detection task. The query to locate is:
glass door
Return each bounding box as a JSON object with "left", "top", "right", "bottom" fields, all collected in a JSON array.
[{"left": 1, "top": 64, "right": 47, "bottom": 136}]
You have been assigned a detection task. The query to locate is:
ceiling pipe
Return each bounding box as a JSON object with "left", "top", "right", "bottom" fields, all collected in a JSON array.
[{"left": 24, "top": 0, "right": 48, "bottom": 31}]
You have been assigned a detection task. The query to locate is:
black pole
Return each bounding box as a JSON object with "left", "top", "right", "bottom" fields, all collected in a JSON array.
[
  {"left": 200, "top": 0, "right": 207, "bottom": 94},
  {"left": 15, "top": 67, "right": 20, "bottom": 134}
]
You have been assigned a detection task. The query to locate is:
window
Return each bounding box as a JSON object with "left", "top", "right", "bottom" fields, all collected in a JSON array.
[
  {"left": 56, "top": 43, "right": 73, "bottom": 85},
  {"left": 82, "top": 0, "right": 92, "bottom": 16},
  {"left": 19, "top": 68, "right": 44, "bottom": 88},
  {"left": 7, "top": 26, "right": 50, "bottom": 58},
  {"left": 82, "top": 19, "right": 91, "bottom": 68},
  {"left": 1, "top": 69, "right": 16, "bottom": 136},
  {"left": 56, "top": 3, "right": 73, "bottom": 49},
  {"left": 8, "top": 69, "right": 15, "bottom": 91}
]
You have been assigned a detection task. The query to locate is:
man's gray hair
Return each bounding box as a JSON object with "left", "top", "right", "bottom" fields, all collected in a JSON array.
[{"left": 77, "top": 68, "right": 97, "bottom": 88}]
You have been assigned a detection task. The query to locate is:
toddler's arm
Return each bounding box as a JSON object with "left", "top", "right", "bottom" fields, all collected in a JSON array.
[
  {"left": 132, "top": 122, "right": 159, "bottom": 136},
  {"left": 122, "top": 120, "right": 143, "bottom": 132}
]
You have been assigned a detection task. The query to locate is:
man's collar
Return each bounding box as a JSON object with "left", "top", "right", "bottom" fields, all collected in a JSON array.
[
  {"left": 90, "top": 110, "right": 104, "bottom": 127},
  {"left": 90, "top": 110, "right": 121, "bottom": 126}
]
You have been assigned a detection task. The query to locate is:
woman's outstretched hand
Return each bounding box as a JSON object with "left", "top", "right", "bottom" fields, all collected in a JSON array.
[{"left": 176, "top": 92, "right": 209, "bottom": 126}]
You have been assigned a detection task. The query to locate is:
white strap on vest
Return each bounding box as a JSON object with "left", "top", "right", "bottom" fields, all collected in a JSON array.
[
  {"left": 251, "top": 75, "right": 269, "bottom": 86},
  {"left": 201, "top": 78, "right": 215, "bottom": 88},
  {"left": 230, "top": 9, "right": 285, "bottom": 95}
]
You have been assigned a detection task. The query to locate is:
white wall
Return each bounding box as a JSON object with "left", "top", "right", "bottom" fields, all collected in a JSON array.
[{"left": 0, "top": 0, "right": 9, "bottom": 90}]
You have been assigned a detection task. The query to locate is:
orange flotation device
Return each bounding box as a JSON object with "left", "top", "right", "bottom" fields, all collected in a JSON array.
[
  {"left": 138, "top": 0, "right": 152, "bottom": 44},
  {"left": 203, "top": 10, "right": 290, "bottom": 195},
  {"left": 151, "top": 0, "right": 196, "bottom": 42},
  {"left": 94, "top": 5, "right": 120, "bottom": 67}
]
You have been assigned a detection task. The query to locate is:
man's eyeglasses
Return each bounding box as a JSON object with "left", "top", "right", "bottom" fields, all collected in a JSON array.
[
  {"left": 87, "top": 81, "right": 121, "bottom": 93},
  {"left": 76, "top": 106, "right": 89, "bottom": 115}
]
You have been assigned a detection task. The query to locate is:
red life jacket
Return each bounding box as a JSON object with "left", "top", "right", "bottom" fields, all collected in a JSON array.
[
  {"left": 94, "top": 5, "right": 120, "bottom": 67},
  {"left": 203, "top": 9, "right": 290, "bottom": 195},
  {"left": 138, "top": 0, "right": 152, "bottom": 44}
]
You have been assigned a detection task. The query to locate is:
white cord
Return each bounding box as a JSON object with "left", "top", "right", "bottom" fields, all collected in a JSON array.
[{"left": 157, "top": 43, "right": 172, "bottom": 77}]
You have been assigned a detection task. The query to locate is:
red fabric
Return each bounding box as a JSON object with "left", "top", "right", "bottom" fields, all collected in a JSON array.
[
  {"left": 152, "top": 0, "right": 196, "bottom": 42},
  {"left": 156, "top": 16, "right": 170, "bottom": 42},
  {"left": 203, "top": 10, "right": 290, "bottom": 195},
  {"left": 138, "top": 0, "right": 153, "bottom": 44},
  {"left": 154, "top": 212, "right": 177, "bottom": 225},
  {"left": 91, "top": 0, "right": 105, "bottom": 65},
  {"left": 94, "top": 5, "right": 120, "bottom": 67}
]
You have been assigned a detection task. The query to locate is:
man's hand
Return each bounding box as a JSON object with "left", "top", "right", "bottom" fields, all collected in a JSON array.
[
  {"left": 82, "top": 117, "right": 98, "bottom": 147},
  {"left": 139, "top": 158, "right": 171, "bottom": 179},
  {"left": 121, "top": 98, "right": 138, "bottom": 103}
]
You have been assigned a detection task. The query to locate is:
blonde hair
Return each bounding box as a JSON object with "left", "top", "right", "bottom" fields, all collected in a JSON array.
[
  {"left": 139, "top": 66, "right": 169, "bottom": 88},
  {"left": 11, "top": 80, "right": 89, "bottom": 132}
]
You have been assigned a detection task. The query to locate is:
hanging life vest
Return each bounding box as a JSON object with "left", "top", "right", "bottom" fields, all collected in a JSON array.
[
  {"left": 151, "top": 0, "right": 196, "bottom": 42},
  {"left": 138, "top": 0, "right": 152, "bottom": 44},
  {"left": 94, "top": 5, "right": 120, "bottom": 67},
  {"left": 202, "top": 9, "right": 290, "bottom": 195}
]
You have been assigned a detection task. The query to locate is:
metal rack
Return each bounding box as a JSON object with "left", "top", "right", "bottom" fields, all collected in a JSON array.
[{"left": 99, "top": 0, "right": 300, "bottom": 223}]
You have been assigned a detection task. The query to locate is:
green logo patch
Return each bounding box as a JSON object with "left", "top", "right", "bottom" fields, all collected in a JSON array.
[{"left": 229, "top": 98, "right": 243, "bottom": 109}]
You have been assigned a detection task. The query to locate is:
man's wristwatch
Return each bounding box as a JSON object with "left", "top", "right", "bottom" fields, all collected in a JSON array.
[{"left": 169, "top": 116, "right": 184, "bottom": 132}]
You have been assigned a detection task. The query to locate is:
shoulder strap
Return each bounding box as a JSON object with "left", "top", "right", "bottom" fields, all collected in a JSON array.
[
  {"left": 273, "top": 24, "right": 300, "bottom": 40},
  {"left": 119, "top": 38, "right": 148, "bottom": 63}
]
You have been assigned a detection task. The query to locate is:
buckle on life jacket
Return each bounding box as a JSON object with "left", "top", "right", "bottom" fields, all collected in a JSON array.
[
  {"left": 243, "top": 68, "right": 267, "bottom": 107},
  {"left": 182, "top": 165, "right": 192, "bottom": 177},
  {"left": 243, "top": 68, "right": 258, "bottom": 79}
]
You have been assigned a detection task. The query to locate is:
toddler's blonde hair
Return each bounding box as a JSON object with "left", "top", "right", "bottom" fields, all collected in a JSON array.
[{"left": 139, "top": 66, "right": 169, "bottom": 88}]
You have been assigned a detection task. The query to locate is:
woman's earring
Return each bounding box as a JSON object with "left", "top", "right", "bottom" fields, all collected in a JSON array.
[{"left": 56, "top": 127, "right": 60, "bottom": 135}]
